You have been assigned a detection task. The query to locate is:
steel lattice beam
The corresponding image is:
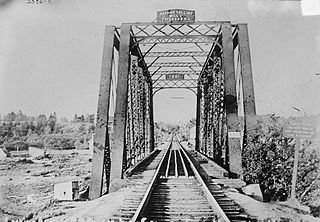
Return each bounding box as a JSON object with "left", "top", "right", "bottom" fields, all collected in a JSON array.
[
  {"left": 130, "top": 22, "right": 222, "bottom": 37},
  {"left": 136, "top": 35, "right": 218, "bottom": 44},
  {"left": 153, "top": 79, "right": 197, "bottom": 88},
  {"left": 145, "top": 51, "right": 209, "bottom": 57},
  {"left": 151, "top": 62, "right": 203, "bottom": 67},
  {"left": 152, "top": 70, "right": 200, "bottom": 76}
]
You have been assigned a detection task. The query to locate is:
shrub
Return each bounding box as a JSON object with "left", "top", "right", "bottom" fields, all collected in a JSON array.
[{"left": 243, "top": 115, "right": 320, "bottom": 202}]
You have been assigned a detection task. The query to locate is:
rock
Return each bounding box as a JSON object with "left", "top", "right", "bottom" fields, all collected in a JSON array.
[
  {"left": 83, "top": 174, "right": 90, "bottom": 180},
  {"left": 25, "top": 213, "right": 33, "bottom": 220},
  {"left": 227, "top": 188, "right": 239, "bottom": 193},
  {"left": 16, "top": 158, "right": 34, "bottom": 164},
  {"left": 241, "top": 184, "right": 264, "bottom": 202}
]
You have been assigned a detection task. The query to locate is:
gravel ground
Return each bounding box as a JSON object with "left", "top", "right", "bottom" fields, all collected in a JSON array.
[
  {"left": 1, "top": 143, "right": 319, "bottom": 221},
  {"left": 0, "top": 149, "right": 92, "bottom": 221}
]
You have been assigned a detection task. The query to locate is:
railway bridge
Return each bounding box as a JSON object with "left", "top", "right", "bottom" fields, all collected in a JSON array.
[{"left": 89, "top": 9, "right": 256, "bottom": 220}]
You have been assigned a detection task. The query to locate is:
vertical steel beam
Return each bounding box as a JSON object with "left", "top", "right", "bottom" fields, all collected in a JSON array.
[
  {"left": 110, "top": 25, "right": 131, "bottom": 190},
  {"left": 238, "top": 24, "right": 256, "bottom": 125},
  {"left": 221, "top": 23, "right": 242, "bottom": 177},
  {"left": 90, "top": 26, "right": 116, "bottom": 199},
  {"left": 149, "top": 81, "right": 155, "bottom": 152},
  {"left": 195, "top": 83, "right": 201, "bottom": 152},
  {"left": 238, "top": 24, "right": 256, "bottom": 115}
]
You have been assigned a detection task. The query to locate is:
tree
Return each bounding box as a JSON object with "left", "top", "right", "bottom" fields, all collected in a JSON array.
[
  {"left": 36, "top": 114, "right": 47, "bottom": 133},
  {"left": 47, "top": 113, "right": 57, "bottom": 133},
  {"left": 15, "top": 110, "right": 27, "bottom": 122},
  {"left": 6, "top": 111, "right": 16, "bottom": 122}
]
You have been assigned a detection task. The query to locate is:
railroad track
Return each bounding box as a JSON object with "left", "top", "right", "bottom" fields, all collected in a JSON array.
[{"left": 111, "top": 135, "right": 253, "bottom": 222}]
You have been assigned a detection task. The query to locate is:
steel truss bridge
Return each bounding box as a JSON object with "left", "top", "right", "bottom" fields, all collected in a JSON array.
[{"left": 89, "top": 18, "right": 256, "bottom": 199}]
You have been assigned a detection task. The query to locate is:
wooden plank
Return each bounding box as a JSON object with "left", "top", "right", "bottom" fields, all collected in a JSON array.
[
  {"left": 109, "top": 25, "right": 131, "bottom": 190},
  {"left": 89, "top": 26, "right": 116, "bottom": 199},
  {"left": 221, "top": 23, "right": 242, "bottom": 177},
  {"left": 238, "top": 24, "right": 256, "bottom": 116}
]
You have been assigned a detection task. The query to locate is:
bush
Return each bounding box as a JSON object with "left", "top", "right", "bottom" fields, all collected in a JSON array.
[{"left": 243, "top": 115, "right": 320, "bottom": 202}]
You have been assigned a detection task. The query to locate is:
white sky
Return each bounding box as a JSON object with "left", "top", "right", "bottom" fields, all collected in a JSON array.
[{"left": 0, "top": 0, "right": 320, "bottom": 123}]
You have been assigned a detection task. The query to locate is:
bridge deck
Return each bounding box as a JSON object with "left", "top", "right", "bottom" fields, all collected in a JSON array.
[{"left": 109, "top": 140, "right": 252, "bottom": 221}]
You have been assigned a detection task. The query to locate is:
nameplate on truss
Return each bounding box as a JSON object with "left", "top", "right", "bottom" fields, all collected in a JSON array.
[
  {"left": 157, "top": 9, "right": 195, "bottom": 24},
  {"left": 165, "top": 74, "right": 185, "bottom": 80}
]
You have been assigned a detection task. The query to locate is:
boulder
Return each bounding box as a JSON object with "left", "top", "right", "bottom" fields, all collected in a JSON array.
[{"left": 241, "top": 184, "right": 264, "bottom": 202}]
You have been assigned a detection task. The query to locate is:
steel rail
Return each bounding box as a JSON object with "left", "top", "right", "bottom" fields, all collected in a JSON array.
[
  {"left": 177, "top": 149, "right": 189, "bottom": 177},
  {"left": 130, "top": 140, "right": 172, "bottom": 222},
  {"left": 130, "top": 135, "right": 231, "bottom": 222},
  {"left": 177, "top": 141, "right": 230, "bottom": 222},
  {"left": 165, "top": 149, "right": 172, "bottom": 178},
  {"left": 174, "top": 149, "right": 178, "bottom": 177}
]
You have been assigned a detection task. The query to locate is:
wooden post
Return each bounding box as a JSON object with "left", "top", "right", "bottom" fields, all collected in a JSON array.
[
  {"left": 290, "top": 138, "right": 300, "bottom": 199},
  {"left": 89, "top": 26, "right": 116, "bottom": 199},
  {"left": 221, "top": 23, "right": 242, "bottom": 177},
  {"left": 109, "top": 25, "right": 131, "bottom": 190}
]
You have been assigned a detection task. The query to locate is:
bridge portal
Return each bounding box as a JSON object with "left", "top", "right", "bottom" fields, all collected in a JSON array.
[{"left": 90, "top": 9, "right": 256, "bottom": 199}]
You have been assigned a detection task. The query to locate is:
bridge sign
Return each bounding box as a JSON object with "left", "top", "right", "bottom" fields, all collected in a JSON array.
[
  {"left": 165, "top": 74, "right": 184, "bottom": 80},
  {"left": 283, "top": 122, "right": 316, "bottom": 140},
  {"left": 283, "top": 120, "right": 317, "bottom": 200},
  {"left": 157, "top": 9, "right": 195, "bottom": 23}
]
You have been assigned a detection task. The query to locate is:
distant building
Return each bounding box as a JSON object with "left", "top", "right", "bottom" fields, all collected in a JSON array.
[
  {"left": 29, "top": 146, "right": 45, "bottom": 158},
  {"left": 0, "top": 147, "right": 10, "bottom": 160}
]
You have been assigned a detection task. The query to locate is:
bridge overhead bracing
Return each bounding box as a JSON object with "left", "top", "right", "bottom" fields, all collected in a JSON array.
[
  {"left": 131, "top": 21, "right": 220, "bottom": 94},
  {"left": 90, "top": 19, "right": 256, "bottom": 199}
]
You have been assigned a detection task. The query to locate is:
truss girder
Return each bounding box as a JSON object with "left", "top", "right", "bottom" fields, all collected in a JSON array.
[
  {"left": 152, "top": 62, "right": 203, "bottom": 67},
  {"left": 125, "top": 56, "right": 152, "bottom": 171},
  {"left": 152, "top": 70, "right": 200, "bottom": 76},
  {"left": 130, "top": 22, "right": 221, "bottom": 37},
  {"left": 197, "top": 55, "right": 226, "bottom": 166},
  {"left": 136, "top": 35, "right": 218, "bottom": 44},
  {"left": 153, "top": 79, "right": 197, "bottom": 88},
  {"left": 145, "top": 51, "right": 209, "bottom": 57}
]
